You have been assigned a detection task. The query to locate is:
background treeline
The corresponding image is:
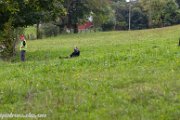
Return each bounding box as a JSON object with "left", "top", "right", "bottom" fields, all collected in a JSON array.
[
  {"left": 104, "top": 0, "right": 180, "bottom": 31},
  {"left": 0, "top": 0, "right": 180, "bottom": 59}
]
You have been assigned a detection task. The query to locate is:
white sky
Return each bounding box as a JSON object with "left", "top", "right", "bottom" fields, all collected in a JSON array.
[{"left": 126, "top": 0, "right": 136, "bottom": 2}]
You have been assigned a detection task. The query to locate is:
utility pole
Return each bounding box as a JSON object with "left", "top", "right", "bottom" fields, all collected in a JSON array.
[{"left": 128, "top": 0, "right": 131, "bottom": 31}]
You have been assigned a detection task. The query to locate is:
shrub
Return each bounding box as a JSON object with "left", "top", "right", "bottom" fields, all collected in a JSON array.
[{"left": 41, "top": 23, "right": 59, "bottom": 37}]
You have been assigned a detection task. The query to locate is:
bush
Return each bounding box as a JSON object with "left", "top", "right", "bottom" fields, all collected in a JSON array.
[
  {"left": 41, "top": 23, "right": 59, "bottom": 37},
  {"left": 101, "top": 22, "right": 115, "bottom": 31},
  {"left": 0, "top": 19, "right": 24, "bottom": 60},
  {"left": 116, "top": 21, "right": 128, "bottom": 30},
  {"left": 0, "top": 19, "right": 15, "bottom": 60}
]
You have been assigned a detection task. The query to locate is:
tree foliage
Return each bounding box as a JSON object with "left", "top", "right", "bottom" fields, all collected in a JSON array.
[
  {"left": 59, "top": 0, "right": 111, "bottom": 33},
  {"left": 139, "top": 0, "right": 179, "bottom": 28},
  {"left": 0, "top": 0, "right": 64, "bottom": 59}
]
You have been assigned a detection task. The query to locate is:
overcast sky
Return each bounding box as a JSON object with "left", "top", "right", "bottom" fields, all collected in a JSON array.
[{"left": 126, "top": 0, "right": 136, "bottom": 2}]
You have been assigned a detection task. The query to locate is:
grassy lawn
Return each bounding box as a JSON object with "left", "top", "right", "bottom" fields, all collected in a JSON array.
[{"left": 0, "top": 25, "right": 180, "bottom": 120}]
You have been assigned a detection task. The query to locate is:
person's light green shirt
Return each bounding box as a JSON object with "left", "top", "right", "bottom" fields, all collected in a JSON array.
[{"left": 20, "top": 40, "right": 27, "bottom": 51}]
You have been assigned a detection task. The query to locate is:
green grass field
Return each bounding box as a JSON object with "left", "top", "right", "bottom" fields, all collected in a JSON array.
[{"left": 0, "top": 25, "right": 180, "bottom": 120}]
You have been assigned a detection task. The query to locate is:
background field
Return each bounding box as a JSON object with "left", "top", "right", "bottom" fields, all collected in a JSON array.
[{"left": 0, "top": 25, "right": 180, "bottom": 120}]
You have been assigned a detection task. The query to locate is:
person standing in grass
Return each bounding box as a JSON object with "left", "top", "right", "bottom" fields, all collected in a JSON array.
[{"left": 19, "top": 35, "right": 27, "bottom": 62}]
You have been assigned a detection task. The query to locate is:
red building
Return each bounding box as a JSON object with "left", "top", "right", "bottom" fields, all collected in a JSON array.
[{"left": 78, "top": 21, "right": 93, "bottom": 31}]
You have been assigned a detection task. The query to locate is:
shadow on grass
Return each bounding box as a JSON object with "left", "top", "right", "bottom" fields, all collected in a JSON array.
[{"left": 11, "top": 50, "right": 72, "bottom": 63}]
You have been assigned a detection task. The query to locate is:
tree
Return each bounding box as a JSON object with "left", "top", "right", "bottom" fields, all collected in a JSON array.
[
  {"left": 162, "top": 0, "right": 180, "bottom": 26},
  {"left": 86, "top": 0, "right": 112, "bottom": 30},
  {"left": 0, "top": 0, "right": 65, "bottom": 59},
  {"left": 0, "top": 0, "right": 19, "bottom": 59},
  {"left": 139, "top": 0, "right": 179, "bottom": 28},
  {"left": 101, "top": 6, "right": 116, "bottom": 31},
  {"left": 13, "top": 0, "right": 65, "bottom": 39},
  {"left": 59, "top": 0, "right": 111, "bottom": 33},
  {"left": 176, "top": 0, "right": 180, "bottom": 6},
  {"left": 131, "top": 6, "right": 148, "bottom": 29},
  {"left": 112, "top": 0, "right": 148, "bottom": 30},
  {"left": 60, "top": 0, "right": 90, "bottom": 33},
  {"left": 111, "top": 1, "right": 128, "bottom": 30}
]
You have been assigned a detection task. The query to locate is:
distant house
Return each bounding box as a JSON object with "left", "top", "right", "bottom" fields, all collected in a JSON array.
[{"left": 78, "top": 21, "right": 93, "bottom": 31}]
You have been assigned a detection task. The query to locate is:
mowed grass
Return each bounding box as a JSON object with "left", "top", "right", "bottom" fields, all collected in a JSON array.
[{"left": 0, "top": 25, "right": 180, "bottom": 120}]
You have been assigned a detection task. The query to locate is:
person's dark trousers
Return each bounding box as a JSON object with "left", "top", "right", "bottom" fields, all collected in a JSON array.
[
  {"left": 20, "top": 50, "right": 26, "bottom": 61},
  {"left": 70, "top": 51, "right": 80, "bottom": 57}
]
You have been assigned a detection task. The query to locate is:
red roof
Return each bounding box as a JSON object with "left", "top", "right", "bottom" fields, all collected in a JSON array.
[{"left": 78, "top": 22, "right": 93, "bottom": 30}]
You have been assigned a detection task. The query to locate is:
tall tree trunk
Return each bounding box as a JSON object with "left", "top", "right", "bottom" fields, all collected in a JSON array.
[
  {"left": 148, "top": 10, "right": 152, "bottom": 28},
  {"left": 36, "top": 22, "right": 40, "bottom": 39},
  {"left": 73, "top": 23, "right": 78, "bottom": 33},
  {"left": 1, "top": 18, "right": 16, "bottom": 60}
]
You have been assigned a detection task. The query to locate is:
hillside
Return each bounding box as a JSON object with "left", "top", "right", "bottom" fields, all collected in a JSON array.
[{"left": 0, "top": 25, "right": 180, "bottom": 119}]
